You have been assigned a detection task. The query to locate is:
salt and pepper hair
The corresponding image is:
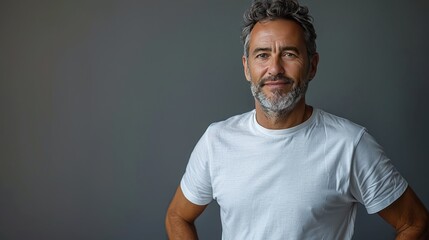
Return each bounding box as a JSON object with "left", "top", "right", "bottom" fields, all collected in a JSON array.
[{"left": 241, "top": 0, "right": 317, "bottom": 58}]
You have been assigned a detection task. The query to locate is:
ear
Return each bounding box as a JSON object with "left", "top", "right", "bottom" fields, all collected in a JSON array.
[
  {"left": 242, "top": 55, "right": 251, "bottom": 81},
  {"left": 308, "top": 53, "right": 319, "bottom": 81}
]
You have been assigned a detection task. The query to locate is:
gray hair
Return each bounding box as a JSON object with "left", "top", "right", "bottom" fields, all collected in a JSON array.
[{"left": 241, "top": 0, "right": 317, "bottom": 58}]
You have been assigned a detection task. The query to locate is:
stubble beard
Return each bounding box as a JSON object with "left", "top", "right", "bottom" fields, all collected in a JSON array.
[{"left": 250, "top": 76, "right": 308, "bottom": 118}]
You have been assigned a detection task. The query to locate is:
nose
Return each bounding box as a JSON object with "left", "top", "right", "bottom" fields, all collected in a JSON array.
[{"left": 268, "top": 56, "right": 285, "bottom": 76}]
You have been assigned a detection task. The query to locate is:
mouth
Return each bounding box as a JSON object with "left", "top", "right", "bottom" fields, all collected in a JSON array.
[
  {"left": 261, "top": 80, "right": 293, "bottom": 91},
  {"left": 259, "top": 75, "right": 293, "bottom": 88},
  {"left": 262, "top": 80, "right": 291, "bottom": 87}
]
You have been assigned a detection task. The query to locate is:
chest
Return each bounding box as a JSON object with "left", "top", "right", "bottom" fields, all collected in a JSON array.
[{"left": 210, "top": 135, "right": 355, "bottom": 217}]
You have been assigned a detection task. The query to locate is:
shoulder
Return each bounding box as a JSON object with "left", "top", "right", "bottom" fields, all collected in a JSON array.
[
  {"left": 205, "top": 110, "right": 255, "bottom": 136},
  {"left": 314, "top": 109, "right": 367, "bottom": 143}
]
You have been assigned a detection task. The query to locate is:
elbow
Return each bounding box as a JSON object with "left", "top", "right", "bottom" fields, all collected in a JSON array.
[
  {"left": 165, "top": 207, "right": 198, "bottom": 240},
  {"left": 416, "top": 210, "right": 429, "bottom": 239},
  {"left": 419, "top": 212, "right": 429, "bottom": 239},
  {"left": 398, "top": 211, "right": 429, "bottom": 240},
  {"left": 165, "top": 207, "right": 177, "bottom": 234}
]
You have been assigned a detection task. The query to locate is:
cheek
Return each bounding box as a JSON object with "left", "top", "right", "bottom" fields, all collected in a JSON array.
[
  {"left": 249, "top": 64, "right": 266, "bottom": 79},
  {"left": 249, "top": 70, "right": 263, "bottom": 84},
  {"left": 286, "top": 63, "right": 307, "bottom": 79}
]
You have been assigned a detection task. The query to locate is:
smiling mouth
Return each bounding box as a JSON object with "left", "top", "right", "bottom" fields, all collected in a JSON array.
[
  {"left": 262, "top": 80, "right": 293, "bottom": 89},
  {"left": 263, "top": 80, "right": 291, "bottom": 86},
  {"left": 259, "top": 75, "right": 293, "bottom": 88}
]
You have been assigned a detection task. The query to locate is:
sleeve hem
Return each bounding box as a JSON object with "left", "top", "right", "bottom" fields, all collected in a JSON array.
[
  {"left": 366, "top": 181, "right": 408, "bottom": 214},
  {"left": 180, "top": 178, "right": 212, "bottom": 206}
]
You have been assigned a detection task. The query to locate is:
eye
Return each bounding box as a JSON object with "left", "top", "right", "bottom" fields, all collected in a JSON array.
[
  {"left": 283, "top": 52, "right": 297, "bottom": 58},
  {"left": 256, "top": 53, "right": 269, "bottom": 59}
]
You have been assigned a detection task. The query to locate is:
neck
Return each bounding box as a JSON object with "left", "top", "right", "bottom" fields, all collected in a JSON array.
[{"left": 255, "top": 98, "right": 312, "bottom": 129}]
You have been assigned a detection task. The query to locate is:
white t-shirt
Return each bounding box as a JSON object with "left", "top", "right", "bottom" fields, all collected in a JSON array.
[{"left": 181, "top": 109, "right": 407, "bottom": 240}]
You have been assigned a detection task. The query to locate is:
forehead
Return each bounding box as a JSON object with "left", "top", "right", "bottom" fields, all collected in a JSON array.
[{"left": 249, "top": 19, "right": 306, "bottom": 50}]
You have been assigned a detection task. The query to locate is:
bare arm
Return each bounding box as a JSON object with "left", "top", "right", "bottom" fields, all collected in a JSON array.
[
  {"left": 378, "top": 186, "right": 429, "bottom": 240},
  {"left": 165, "top": 186, "right": 208, "bottom": 240}
]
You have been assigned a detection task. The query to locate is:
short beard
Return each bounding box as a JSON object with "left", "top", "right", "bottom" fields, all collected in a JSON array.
[{"left": 250, "top": 75, "right": 308, "bottom": 118}]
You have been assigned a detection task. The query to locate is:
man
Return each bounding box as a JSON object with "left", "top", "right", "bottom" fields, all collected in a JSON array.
[{"left": 165, "top": 0, "right": 429, "bottom": 239}]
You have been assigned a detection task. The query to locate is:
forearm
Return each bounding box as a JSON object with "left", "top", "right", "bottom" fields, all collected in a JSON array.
[{"left": 165, "top": 213, "right": 199, "bottom": 240}]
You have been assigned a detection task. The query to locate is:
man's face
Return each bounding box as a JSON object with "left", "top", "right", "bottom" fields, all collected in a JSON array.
[{"left": 242, "top": 19, "right": 318, "bottom": 114}]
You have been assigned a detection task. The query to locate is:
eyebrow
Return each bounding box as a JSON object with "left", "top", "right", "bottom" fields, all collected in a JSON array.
[{"left": 252, "top": 46, "right": 300, "bottom": 56}]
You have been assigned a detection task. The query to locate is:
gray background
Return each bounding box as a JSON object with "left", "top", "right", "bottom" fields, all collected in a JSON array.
[{"left": 1, "top": 0, "right": 428, "bottom": 239}]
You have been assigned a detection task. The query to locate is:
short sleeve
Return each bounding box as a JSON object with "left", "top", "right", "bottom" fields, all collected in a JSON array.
[
  {"left": 180, "top": 129, "right": 213, "bottom": 205},
  {"left": 350, "top": 130, "right": 408, "bottom": 214}
]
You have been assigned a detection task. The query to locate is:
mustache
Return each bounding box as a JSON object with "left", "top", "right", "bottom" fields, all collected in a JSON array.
[{"left": 259, "top": 75, "right": 293, "bottom": 87}]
